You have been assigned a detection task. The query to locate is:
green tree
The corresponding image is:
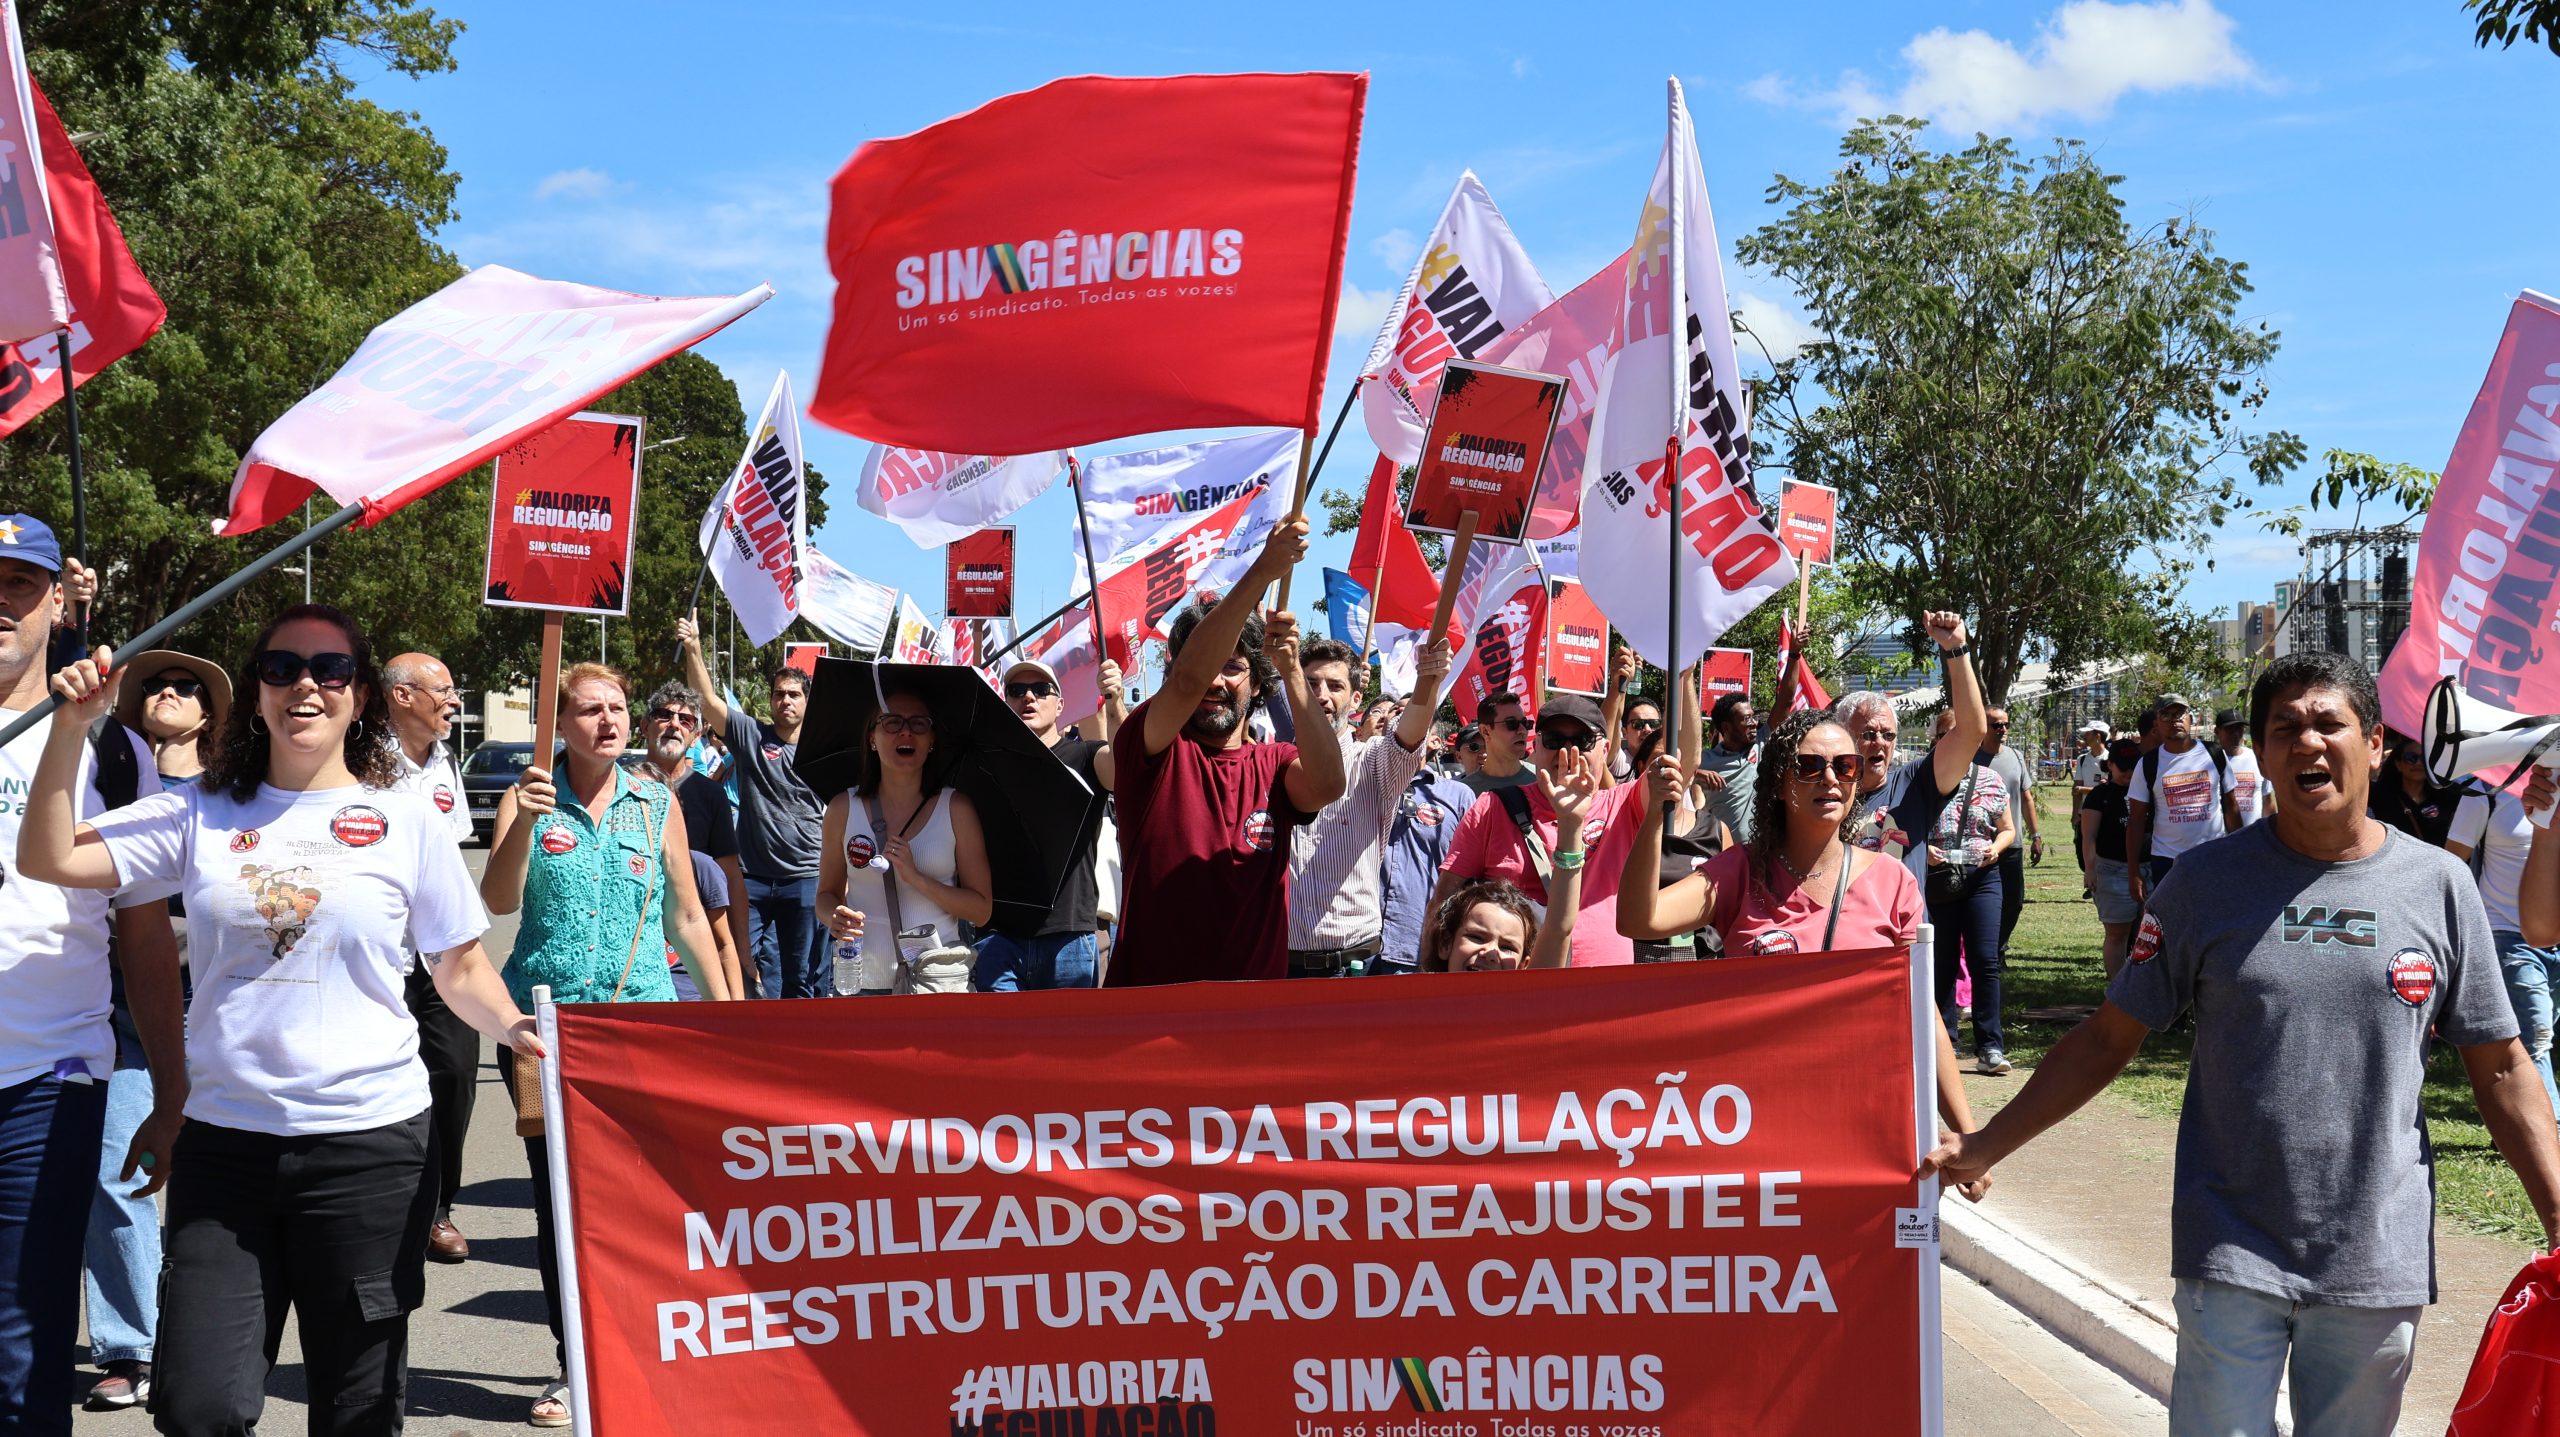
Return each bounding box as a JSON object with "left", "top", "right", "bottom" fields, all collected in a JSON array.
[
  {"left": 1736, "top": 119, "right": 2305, "bottom": 705},
  {"left": 2467, "top": 0, "right": 2560, "bottom": 55}
]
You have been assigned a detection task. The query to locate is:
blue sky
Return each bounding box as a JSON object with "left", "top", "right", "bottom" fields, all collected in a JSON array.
[{"left": 368, "top": 0, "right": 2560, "bottom": 637}]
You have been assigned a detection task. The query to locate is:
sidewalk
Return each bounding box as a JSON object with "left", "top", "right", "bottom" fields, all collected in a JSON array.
[{"left": 1953, "top": 1073, "right": 2528, "bottom": 1435}]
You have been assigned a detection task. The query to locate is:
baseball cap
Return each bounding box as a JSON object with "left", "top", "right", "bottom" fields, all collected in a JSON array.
[
  {"left": 1001, "top": 659, "right": 1058, "bottom": 685},
  {"left": 2213, "top": 707, "right": 2244, "bottom": 729},
  {"left": 0, "top": 514, "right": 63, "bottom": 573},
  {"left": 1536, "top": 694, "right": 1605, "bottom": 735},
  {"left": 2156, "top": 693, "right": 2191, "bottom": 712},
  {"left": 2078, "top": 720, "right": 2108, "bottom": 736}
]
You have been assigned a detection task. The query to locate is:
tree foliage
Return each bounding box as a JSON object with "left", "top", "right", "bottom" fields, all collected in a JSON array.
[
  {"left": 1736, "top": 120, "right": 2305, "bottom": 704},
  {"left": 1, "top": 2, "right": 823, "bottom": 711},
  {"left": 2467, "top": 0, "right": 2560, "bottom": 56}
]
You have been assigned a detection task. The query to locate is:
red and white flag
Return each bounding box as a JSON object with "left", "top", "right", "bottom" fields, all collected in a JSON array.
[
  {"left": 0, "top": 81, "right": 159, "bottom": 434},
  {"left": 856, "top": 446, "right": 1066, "bottom": 549},
  {"left": 1778, "top": 616, "right": 1833, "bottom": 713},
  {"left": 814, "top": 73, "right": 1363, "bottom": 453},
  {"left": 1479, "top": 256, "right": 1623, "bottom": 540},
  {"left": 222, "top": 266, "right": 770, "bottom": 535},
  {"left": 1089, "top": 482, "right": 1280, "bottom": 661},
  {"left": 889, "top": 595, "right": 946, "bottom": 665},
  {"left": 1579, "top": 80, "right": 1793, "bottom": 670},
  {"left": 1071, "top": 429, "right": 1299, "bottom": 569},
  {"left": 940, "top": 616, "right": 1013, "bottom": 683},
  {"left": 0, "top": 0, "right": 66, "bottom": 344},
  {"left": 1346, "top": 455, "right": 1439, "bottom": 631},
  {"left": 1447, "top": 563, "right": 1549, "bottom": 720},
  {"left": 1020, "top": 601, "right": 1109, "bottom": 727},
  {"left": 697, "top": 371, "right": 808, "bottom": 647},
  {"left": 1360, "top": 171, "right": 1551, "bottom": 465}
]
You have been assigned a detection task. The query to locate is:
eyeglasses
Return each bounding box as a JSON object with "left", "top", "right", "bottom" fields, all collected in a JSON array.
[
  {"left": 873, "top": 713, "right": 935, "bottom": 736},
  {"left": 1217, "top": 657, "right": 1253, "bottom": 679},
  {"left": 1791, "top": 753, "right": 1863, "bottom": 782},
  {"left": 1004, "top": 680, "right": 1059, "bottom": 700},
  {"left": 1626, "top": 716, "right": 1663, "bottom": 731},
  {"left": 1539, "top": 730, "right": 1599, "bottom": 753},
  {"left": 142, "top": 675, "right": 204, "bottom": 699},
  {"left": 647, "top": 707, "right": 699, "bottom": 730},
  {"left": 399, "top": 679, "right": 457, "bottom": 700},
  {"left": 1854, "top": 727, "right": 1895, "bottom": 744},
  {"left": 1988, "top": 722, "right": 2011, "bottom": 731},
  {"left": 253, "top": 650, "right": 356, "bottom": 690},
  {"left": 1492, "top": 717, "right": 1536, "bottom": 733}
]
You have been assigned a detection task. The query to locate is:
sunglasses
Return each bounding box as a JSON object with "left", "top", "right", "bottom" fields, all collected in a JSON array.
[
  {"left": 1004, "top": 680, "right": 1059, "bottom": 700},
  {"left": 1625, "top": 716, "right": 1663, "bottom": 731},
  {"left": 1791, "top": 753, "right": 1863, "bottom": 782},
  {"left": 647, "top": 707, "right": 699, "bottom": 730},
  {"left": 874, "top": 713, "right": 935, "bottom": 736},
  {"left": 253, "top": 650, "right": 357, "bottom": 690},
  {"left": 142, "top": 675, "right": 204, "bottom": 699},
  {"left": 1539, "top": 730, "right": 1599, "bottom": 753},
  {"left": 1492, "top": 717, "right": 1536, "bottom": 733},
  {"left": 1988, "top": 722, "right": 2011, "bottom": 731}
]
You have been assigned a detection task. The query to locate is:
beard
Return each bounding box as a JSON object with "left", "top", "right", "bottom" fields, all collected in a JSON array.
[{"left": 1185, "top": 695, "right": 1244, "bottom": 741}]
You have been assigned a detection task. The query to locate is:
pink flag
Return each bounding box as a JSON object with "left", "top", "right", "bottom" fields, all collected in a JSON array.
[
  {"left": 1478, "top": 254, "right": 1625, "bottom": 540},
  {"left": 218, "top": 266, "right": 772, "bottom": 535},
  {"left": 2380, "top": 292, "right": 2560, "bottom": 731},
  {"left": 0, "top": 0, "right": 67, "bottom": 344}
]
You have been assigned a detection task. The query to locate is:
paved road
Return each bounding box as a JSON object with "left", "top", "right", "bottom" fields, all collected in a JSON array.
[{"left": 70, "top": 850, "right": 2164, "bottom": 1434}]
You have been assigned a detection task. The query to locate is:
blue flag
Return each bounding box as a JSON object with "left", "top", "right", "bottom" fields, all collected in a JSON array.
[{"left": 1323, "top": 568, "right": 1373, "bottom": 647}]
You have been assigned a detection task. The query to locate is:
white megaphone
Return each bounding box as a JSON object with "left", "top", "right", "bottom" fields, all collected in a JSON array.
[{"left": 2422, "top": 676, "right": 2560, "bottom": 829}]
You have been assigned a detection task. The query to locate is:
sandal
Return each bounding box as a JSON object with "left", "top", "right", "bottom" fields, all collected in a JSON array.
[{"left": 530, "top": 1378, "right": 572, "bottom": 1429}]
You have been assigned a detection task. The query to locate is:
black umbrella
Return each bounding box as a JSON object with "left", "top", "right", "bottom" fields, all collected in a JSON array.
[{"left": 794, "top": 657, "right": 1102, "bottom": 938}]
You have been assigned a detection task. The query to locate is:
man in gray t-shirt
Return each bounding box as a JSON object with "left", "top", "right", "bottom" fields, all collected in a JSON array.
[
  {"left": 681, "top": 615, "right": 828, "bottom": 998},
  {"left": 1926, "top": 652, "right": 2560, "bottom": 1437},
  {"left": 1693, "top": 692, "right": 1758, "bottom": 845}
]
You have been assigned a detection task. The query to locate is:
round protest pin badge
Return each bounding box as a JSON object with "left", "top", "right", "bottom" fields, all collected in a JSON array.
[
  {"left": 1748, "top": 930, "right": 1801, "bottom": 956},
  {"left": 433, "top": 785, "right": 456, "bottom": 813},
  {"left": 330, "top": 806, "right": 388, "bottom": 848},
  {"left": 846, "top": 833, "right": 877, "bottom": 867},
  {"left": 761, "top": 743, "right": 784, "bottom": 762},
  {"left": 540, "top": 827, "right": 578, "bottom": 856},
  {"left": 2129, "top": 912, "right": 2164, "bottom": 965},
  {"left": 2388, "top": 949, "right": 2437, "bottom": 1007},
  {"left": 1241, "top": 809, "right": 1276, "bottom": 853},
  {"left": 627, "top": 853, "right": 648, "bottom": 880},
  {"left": 1411, "top": 804, "right": 1442, "bottom": 828},
  {"left": 229, "top": 830, "right": 260, "bottom": 854}
]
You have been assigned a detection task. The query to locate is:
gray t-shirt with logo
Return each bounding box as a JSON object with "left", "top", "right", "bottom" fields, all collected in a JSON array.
[
  {"left": 723, "top": 709, "right": 824, "bottom": 880},
  {"left": 2108, "top": 822, "right": 2515, "bottom": 1307}
]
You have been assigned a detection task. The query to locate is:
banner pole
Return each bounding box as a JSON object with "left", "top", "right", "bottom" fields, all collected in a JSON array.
[
  {"left": 1912, "top": 923, "right": 1945, "bottom": 1437},
  {"left": 1794, "top": 546, "right": 1813, "bottom": 633},
  {"left": 671, "top": 550, "right": 712, "bottom": 670},
  {"left": 55, "top": 330, "right": 89, "bottom": 647},
  {"left": 531, "top": 988, "right": 594, "bottom": 1437},
  {"left": 1356, "top": 590, "right": 1380, "bottom": 670},
  {"left": 1270, "top": 383, "right": 1356, "bottom": 611},
  {"left": 1425, "top": 510, "right": 1480, "bottom": 652},
  {"left": 0, "top": 498, "right": 368, "bottom": 750},
  {"left": 980, "top": 588, "right": 1098, "bottom": 667},
  {"left": 531, "top": 612, "right": 565, "bottom": 767},
  {"left": 1662, "top": 77, "right": 1690, "bottom": 726},
  {"left": 1068, "top": 454, "right": 1110, "bottom": 657}
]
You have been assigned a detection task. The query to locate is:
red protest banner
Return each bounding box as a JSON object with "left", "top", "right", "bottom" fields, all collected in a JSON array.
[
  {"left": 944, "top": 528, "right": 1017, "bottom": 618},
  {"left": 1704, "top": 647, "right": 1753, "bottom": 702},
  {"left": 813, "top": 73, "right": 1364, "bottom": 454},
  {"left": 1777, "top": 480, "right": 1838, "bottom": 567},
  {"left": 2380, "top": 293, "right": 2560, "bottom": 731},
  {"left": 783, "top": 643, "right": 826, "bottom": 677},
  {"left": 1544, "top": 578, "right": 1609, "bottom": 697},
  {"left": 1405, "top": 360, "right": 1568, "bottom": 544},
  {"left": 0, "top": 82, "right": 164, "bottom": 438},
  {"left": 483, "top": 413, "right": 644, "bottom": 615},
  {"left": 541, "top": 951, "right": 1939, "bottom": 1434}
]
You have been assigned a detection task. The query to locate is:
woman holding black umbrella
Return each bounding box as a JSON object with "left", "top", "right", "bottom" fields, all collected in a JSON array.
[{"left": 818, "top": 685, "right": 994, "bottom": 994}]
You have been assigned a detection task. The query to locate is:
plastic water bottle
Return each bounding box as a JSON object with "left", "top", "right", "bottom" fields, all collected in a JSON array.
[{"left": 832, "top": 934, "right": 864, "bottom": 996}]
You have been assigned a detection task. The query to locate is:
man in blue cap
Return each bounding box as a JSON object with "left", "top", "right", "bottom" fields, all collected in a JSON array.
[{"left": 0, "top": 513, "right": 185, "bottom": 1426}]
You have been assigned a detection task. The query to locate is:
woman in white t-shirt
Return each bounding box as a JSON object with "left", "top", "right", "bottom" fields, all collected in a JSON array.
[
  {"left": 817, "top": 687, "right": 993, "bottom": 993},
  {"left": 22, "top": 605, "right": 538, "bottom": 1437}
]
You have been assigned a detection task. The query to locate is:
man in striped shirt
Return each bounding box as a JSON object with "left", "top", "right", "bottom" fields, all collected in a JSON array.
[{"left": 1285, "top": 636, "right": 1452, "bottom": 977}]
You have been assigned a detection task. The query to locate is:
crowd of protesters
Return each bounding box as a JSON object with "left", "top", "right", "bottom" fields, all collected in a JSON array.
[{"left": 8, "top": 504, "right": 2560, "bottom": 1436}]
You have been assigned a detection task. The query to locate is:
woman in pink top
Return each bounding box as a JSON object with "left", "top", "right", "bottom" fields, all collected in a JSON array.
[{"left": 1617, "top": 710, "right": 1987, "bottom": 1173}]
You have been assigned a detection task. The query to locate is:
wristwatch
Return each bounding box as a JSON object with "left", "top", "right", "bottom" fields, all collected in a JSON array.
[{"left": 1941, "top": 643, "right": 1972, "bottom": 659}]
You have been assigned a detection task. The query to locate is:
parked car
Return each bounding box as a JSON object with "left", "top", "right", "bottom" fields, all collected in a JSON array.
[{"left": 458, "top": 741, "right": 535, "bottom": 846}]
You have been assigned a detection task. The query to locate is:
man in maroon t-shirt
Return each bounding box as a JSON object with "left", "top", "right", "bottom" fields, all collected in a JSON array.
[{"left": 1107, "top": 518, "right": 1345, "bottom": 985}]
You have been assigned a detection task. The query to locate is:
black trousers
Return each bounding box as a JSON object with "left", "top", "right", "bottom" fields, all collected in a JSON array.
[
  {"left": 153, "top": 1112, "right": 433, "bottom": 1437},
  {"left": 405, "top": 963, "right": 477, "bottom": 1224},
  {"left": 498, "top": 1059, "right": 566, "bottom": 1373},
  {"left": 1997, "top": 845, "right": 2026, "bottom": 949}
]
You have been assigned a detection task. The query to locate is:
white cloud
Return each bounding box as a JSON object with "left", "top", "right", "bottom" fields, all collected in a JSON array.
[
  {"left": 1732, "top": 291, "right": 1821, "bottom": 364},
  {"left": 533, "top": 167, "right": 615, "bottom": 202},
  {"left": 1369, "top": 227, "right": 1419, "bottom": 277},
  {"left": 1335, "top": 282, "right": 1394, "bottom": 348},
  {"left": 1746, "top": 0, "right": 2256, "bottom": 135},
  {"left": 1511, "top": 57, "right": 1534, "bottom": 79}
]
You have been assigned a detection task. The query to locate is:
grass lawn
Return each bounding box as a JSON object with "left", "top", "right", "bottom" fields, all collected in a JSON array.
[{"left": 1993, "top": 787, "right": 2539, "bottom": 1243}]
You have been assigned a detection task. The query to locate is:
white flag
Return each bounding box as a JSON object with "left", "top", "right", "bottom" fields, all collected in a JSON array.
[
  {"left": 889, "top": 594, "right": 946, "bottom": 665},
  {"left": 856, "top": 446, "right": 1068, "bottom": 549},
  {"left": 698, "top": 372, "right": 809, "bottom": 647},
  {"left": 1579, "top": 79, "right": 1793, "bottom": 671},
  {"left": 797, "top": 546, "right": 898, "bottom": 653},
  {"left": 1360, "top": 171, "right": 1553, "bottom": 465},
  {"left": 0, "top": 0, "right": 65, "bottom": 345},
  {"left": 1072, "top": 429, "right": 1300, "bottom": 571}
]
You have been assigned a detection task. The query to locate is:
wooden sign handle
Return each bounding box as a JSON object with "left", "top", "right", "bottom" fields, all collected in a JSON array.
[
  {"left": 1426, "top": 510, "right": 1482, "bottom": 648},
  {"left": 530, "top": 611, "right": 565, "bottom": 772}
]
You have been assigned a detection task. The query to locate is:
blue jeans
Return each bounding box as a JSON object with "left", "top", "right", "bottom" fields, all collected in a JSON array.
[
  {"left": 972, "top": 931, "right": 1099, "bottom": 991},
  {"left": 743, "top": 872, "right": 824, "bottom": 999},
  {"left": 0, "top": 1071, "right": 109, "bottom": 1435},
  {"left": 2494, "top": 928, "right": 2560, "bottom": 1115},
  {"left": 2169, "top": 1277, "right": 2418, "bottom": 1437},
  {"left": 1928, "top": 864, "right": 2006, "bottom": 1054},
  {"left": 84, "top": 1004, "right": 160, "bottom": 1365}
]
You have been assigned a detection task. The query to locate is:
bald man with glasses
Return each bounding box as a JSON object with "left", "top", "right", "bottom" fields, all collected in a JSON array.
[{"left": 382, "top": 653, "right": 478, "bottom": 1264}]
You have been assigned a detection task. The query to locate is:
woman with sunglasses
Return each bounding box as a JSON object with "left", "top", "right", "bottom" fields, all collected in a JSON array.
[
  {"left": 817, "top": 687, "right": 994, "bottom": 994},
  {"left": 2372, "top": 737, "right": 2463, "bottom": 847},
  {"left": 116, "top": 650, "right": 227, "bottom": 789},
  {"left": 481, "top": 660, "right": 731, "bottom": 1426},
  {"left": 1615, "top": 710, "right": 1987, "bottom": 1160},
  {"left": 23, "top": 606, "right": 541, "bottom": 1436}
]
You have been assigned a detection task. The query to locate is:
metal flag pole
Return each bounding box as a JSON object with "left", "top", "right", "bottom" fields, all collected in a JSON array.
[
  {"left": 1068, "top": 453, "right": 1110, "bottom": 655},
  {"left": 56, "top": 329, "right": 87, "bottom": 647},
  {"left": 981, "top": 588, "right": 1097, "bottom": 667},
  {"left": 0, "top": 499, "right": 368, "bottom": 749},
  {"left": 1662, "top": 77, "right": 1689, "bottom": 725}
]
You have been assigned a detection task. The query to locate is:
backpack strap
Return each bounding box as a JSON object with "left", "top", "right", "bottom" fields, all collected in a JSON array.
[{"left": 1494, "top": 784, "right": 1553, "bottom": 895}]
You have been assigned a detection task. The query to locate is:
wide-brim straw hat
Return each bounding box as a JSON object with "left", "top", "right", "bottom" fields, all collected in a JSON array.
[{"left": 114, "top": 650, "right": 232, "bottom": 739}]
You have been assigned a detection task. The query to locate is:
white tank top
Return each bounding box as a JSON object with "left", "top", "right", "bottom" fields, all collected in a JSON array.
[{"left": 842, "top": 790, "right": 961, "bottom": 985}]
